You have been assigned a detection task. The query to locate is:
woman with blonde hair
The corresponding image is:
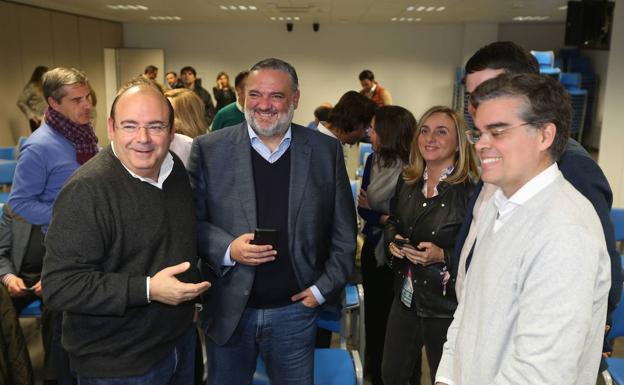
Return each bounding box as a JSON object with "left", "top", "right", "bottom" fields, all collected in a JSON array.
[
  {"left": 382, "top": 105, "right": 478, "bottom": 385},
  {"left": 165, "top": 88, "right": 209, "bottom": 167}
]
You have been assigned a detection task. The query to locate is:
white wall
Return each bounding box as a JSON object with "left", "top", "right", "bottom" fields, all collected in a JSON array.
[
  {"left": 124, "top": 23, "right": 465, "bottom": 124},
  {"left": 598, "top": 0, "right": 624, "bottom": 207}
]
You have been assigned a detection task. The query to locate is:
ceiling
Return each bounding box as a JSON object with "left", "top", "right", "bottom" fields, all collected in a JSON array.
[{"left": 11, "top": 0, "right": 571, "bottom": 25}]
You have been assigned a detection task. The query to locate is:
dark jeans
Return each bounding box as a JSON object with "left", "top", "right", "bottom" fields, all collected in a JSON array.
[
  {"left": 382, "top": 299, "right": 453, "bottom": 385},
  {"left": 76, "top": 325, "right": 196, "bottom": 385},
  {"left": 361, "top": 238, "right": 394, "bottom": 385},
  {"left": 207, "top": 301, "right": 318, "bottom": 385}
]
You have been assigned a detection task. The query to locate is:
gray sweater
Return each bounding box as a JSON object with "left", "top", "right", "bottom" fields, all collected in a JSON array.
[
  {"left": 42, "top": 146, "right": 198, "bottom": 377},
  {"left": 437, "top": 173, "right": 610, "bottom": 384}
]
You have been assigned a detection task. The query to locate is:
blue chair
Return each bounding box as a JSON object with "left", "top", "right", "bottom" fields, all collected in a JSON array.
[
  {"left": 19, "top": 299, "right": 42, "bottom": 317},
  {"left": 0, "top": 147, "right": 16, "bottom": 160},
  {"left": 611, "top": 209, "right": 624, "bottom": 243},
  {"left": 0, "top": 160, "right": 17, "bottom": 204},
  {"left": 253, "top": 349, "right": 363, "bottom": 385},
  {"left": 531, "top": 50, "right": 561, "bottom": 77},
  {"left": 356, "top": 143, "right": 373, "bottom": 178}
]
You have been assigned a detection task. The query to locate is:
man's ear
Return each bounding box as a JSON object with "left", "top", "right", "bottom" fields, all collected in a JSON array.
[
  {"left": 107, "top": 117, "right": 115, "bottom": 140},
  {"left": 538, "top": 122, "right": 556, "bottom": 152},
  {"left": 47, "top": 96, "right": 59, "bottom": 110}
]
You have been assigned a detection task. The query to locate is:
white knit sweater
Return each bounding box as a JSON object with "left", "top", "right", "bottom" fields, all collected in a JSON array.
[{"left": 437, "top": 173, "right": 610, "bottom": 385}]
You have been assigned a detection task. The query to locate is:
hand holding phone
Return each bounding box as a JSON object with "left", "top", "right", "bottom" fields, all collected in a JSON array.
[
  {"left": 252, "top": 228, "right": 279, "bottom": 250},
  {"left": 392, "top": 238, "right": 410, "bottom": 247}
]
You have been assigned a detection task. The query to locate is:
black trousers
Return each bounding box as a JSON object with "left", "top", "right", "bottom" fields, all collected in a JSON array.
[
  {"left": 382, "top": 299, "right": 452, "bottom": 385},
  {"left": 361, "top": 238, "right": 394, "bottom": 385}
]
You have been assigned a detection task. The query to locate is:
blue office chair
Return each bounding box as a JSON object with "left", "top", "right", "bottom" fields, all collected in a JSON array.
[
  {"left": 0, "top": 147, "right": 16, "bottom": 160},
  {"left": 0, "top": 160, "right": 17, "bottom": 203},
  {"left": 19, "top": 299, "right": 42, "bottom": 317},
  {"left": 531, "top": 50, "right": 561, "bottom": 77}
]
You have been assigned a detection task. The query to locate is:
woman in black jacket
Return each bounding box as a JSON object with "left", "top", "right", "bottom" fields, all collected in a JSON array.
[{"left": 381, "top": 105, "right": 478, "bottom": 385}]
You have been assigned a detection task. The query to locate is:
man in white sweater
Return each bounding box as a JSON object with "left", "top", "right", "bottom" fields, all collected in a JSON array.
[{"left": 435, "top": 73, "right": 611, "bottom": 385}]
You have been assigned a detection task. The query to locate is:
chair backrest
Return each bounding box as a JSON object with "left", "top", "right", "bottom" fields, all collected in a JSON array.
[
  {"left": 531, "top": 50, "right": 555, "bottom": 68},
  {"left": 612, "top": 209, "right": 624, "bottom": 242},
  {"left": 0, "top": 147, "right": 16, "bottom": 160},
  {"left": 358, "top": 143, "right": 372, "bottom": 166},
  {"left": 0, "top": 161, "right": 17, "bottom": 185},
  {"left": 560, "top": 72, "right": 582, "bottom": 89}
]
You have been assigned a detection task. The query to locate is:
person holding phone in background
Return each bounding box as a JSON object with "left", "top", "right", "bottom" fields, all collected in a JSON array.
[{"left": 382, "top": 106, "right": 478, "bottom": 385}]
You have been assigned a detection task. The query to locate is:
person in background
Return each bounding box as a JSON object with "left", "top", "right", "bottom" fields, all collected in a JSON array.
[
  {"left": 307, "top": 103, "right": 332, "bottom": 130},
  {"left": 213, "top": 71, "right": 237, "bottom": 112},
  {"left": 9, "top": 66, "right": 98, "bottom": 385},
  {"left": 211, "top": 71, "right": 249, "bottom": 131},
  {"left": 165, "top": 88, "right": 209, "bottom": 167},
  {"left": 17, "top": 65, "right": 48, "bottom": 132},
  {"left": 142, "top": 65, "right": 167, "bottom": 93},
  {"left": 383, "top": 106, "right": 478, "bottom": 385},
  {"left": 180, "top": 66, "right": 216, "bottom": 126},
  {"left": 359, "top": 70, "right": 392, "bottom": 107},
  {"left": 357, "top": 105, "right": 415, "bottom": 385},
  {"left": 165, "top": 71, "right": 184, "bottom": 90},
  {"left": 320, "top": 91, "right": 376, "bottom": 145},
  {"left": 42, "top": 76, "right": 211, "bottom": 385}
]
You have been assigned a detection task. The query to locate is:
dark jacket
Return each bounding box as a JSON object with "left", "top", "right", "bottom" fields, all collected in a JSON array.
[{"left": 385, "top": 177, "right": 474, "bottom": 318}]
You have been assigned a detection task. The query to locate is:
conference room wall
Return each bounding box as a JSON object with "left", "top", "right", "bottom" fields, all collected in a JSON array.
[
  {"left": 123, "top": 22, "right": 468, "bottom": 128},
  {"left": 0, "top": 1, "right": 122, "bottom": 147}
]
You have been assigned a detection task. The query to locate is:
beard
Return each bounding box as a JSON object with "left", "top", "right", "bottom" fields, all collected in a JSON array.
[{"left": 245, "top": 102, "right": 295, "bottom": 138}]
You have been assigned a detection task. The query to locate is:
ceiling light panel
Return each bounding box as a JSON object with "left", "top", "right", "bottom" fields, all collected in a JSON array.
[
  {"left": 219, "top": 5, "right": 258, "bottom": 11},
  {"left": 107, "top": 4, "right": 148, "bottom": 11}
]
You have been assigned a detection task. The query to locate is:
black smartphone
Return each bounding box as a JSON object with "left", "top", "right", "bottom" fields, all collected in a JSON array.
[
  {"left": 392, "top": 238, "right": 410, "bottom": 247},
  {"left": 252, "top": 228, "right": 279, "bottom": 250}
]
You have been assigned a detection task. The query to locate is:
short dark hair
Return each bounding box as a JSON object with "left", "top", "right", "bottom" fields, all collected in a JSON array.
[
  {"left": 234, "top": 71, "right": 249, "bottom": 89},
  {"left": 313, "top": 105, "right": 331, "bottom": 122},
  {"left": 180, "top": 66, "right": 197, "bottom": 76},
  {"left": 30, "top": 65, "right": 49, "bottom": 84},
  {"left": 165, "top": 71, "right": 177, "bottom": 77},
  {"left": 110, "top": 76, "right": 174, "bottom": 131},
  {"left": 470, "top": 73, "right": 571, "bottom": 161},
  {"left": 249, "top": 58, "right": 298, "bottom": 92},
  {"left": 373, "top": 105, "right": 416, "bottom": 167},
  {"left": 327, "top": 91, "right": 376, "bottom": 134},
  {"left": 358, "top": 70, "right": 375, "bottom": 82},
  {"left": 144, "top": 65, "right": 158, "bottom": 74},
  {"left": 465, "top": 41, "right": 539, "bottom": 76}
]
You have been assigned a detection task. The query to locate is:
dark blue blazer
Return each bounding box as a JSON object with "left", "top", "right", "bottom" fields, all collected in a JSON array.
[{"left": 454, "top": 138, "right": 621, "bottom": 322}]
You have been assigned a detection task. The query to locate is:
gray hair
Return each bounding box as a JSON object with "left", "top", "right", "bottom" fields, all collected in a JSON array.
[
  {"left": 42, "top": 67, "right": 89, "bottom": 103},
  {"left": 249, "top": 58, "right": 299, "bottom": 92}
]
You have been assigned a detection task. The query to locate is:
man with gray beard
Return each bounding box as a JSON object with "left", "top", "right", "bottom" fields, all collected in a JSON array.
[{"left": 188, "top": 58, "right": 357, "bottom": 385}]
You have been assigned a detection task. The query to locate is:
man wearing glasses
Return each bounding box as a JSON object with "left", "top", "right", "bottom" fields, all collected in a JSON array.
[
  {"left": 42, "top": 77, "right": 210, "bottom": 385},
  {"left": 435, "top": 73, "right": 611, "bottom": 384}
]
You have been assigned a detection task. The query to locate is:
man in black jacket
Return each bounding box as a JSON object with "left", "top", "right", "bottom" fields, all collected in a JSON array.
[{"left": 180, "top": 65, "right": 216, "bottom": 125}]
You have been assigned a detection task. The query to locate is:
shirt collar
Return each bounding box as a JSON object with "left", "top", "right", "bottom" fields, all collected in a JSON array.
[
  {"left": 110, "top": 143, "right": 174, "bottom": 190},
  {"left": 493, "top": 162, "right": 560, "bottom": 217},
  {"left": 247, "top": 123, "right": 292, "bottom": 163}
]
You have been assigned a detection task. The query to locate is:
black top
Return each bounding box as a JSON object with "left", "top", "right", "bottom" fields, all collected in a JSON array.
[
  {"left": 42, "top": 146, "right": 198, "bottom": 377},
  {"left": 248, "top": 148, "right": 299, "bottom": 308}
]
